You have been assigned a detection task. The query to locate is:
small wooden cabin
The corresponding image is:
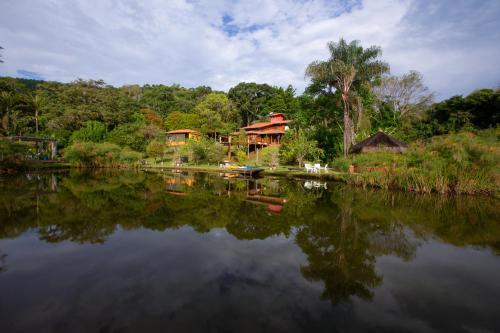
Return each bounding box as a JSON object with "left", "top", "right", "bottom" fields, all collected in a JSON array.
[
  {"left": 350, "top": 131, "right": 408, "bottom": 154},
  {"left": 166, "top": 129, "right": 201, "bottom": 146}
]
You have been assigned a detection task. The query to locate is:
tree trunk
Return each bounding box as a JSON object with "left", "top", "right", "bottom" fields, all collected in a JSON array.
[
  {"left": 35, "top": 109, "right": 39, "bottom": 133},
  {"left": 2, "top": 112, "right": 9, "bottom": 134},
  {"left": 341, "top": 94, "right": 352, "bottom": 157}
]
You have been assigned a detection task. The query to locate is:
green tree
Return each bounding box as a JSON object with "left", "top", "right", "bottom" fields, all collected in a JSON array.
[
  {"left": 164, "top": 111, "right": 202, "bottom": 131},
  {"left": 185, "top": 137, "right": 226, "bottom": 164},
  {"left": 28, "top": 94, "right": 46, "bottom": 133},
  {"left": 0, "top": 91, "right": 21, "bottom": 135},
  {"left": 261, "top": 146, "right": 280, "bottom": 169},
  {"left": 106, "top": 121, "right": 148, "bottom": 151},
  {"left": 193, "top": 92, "right": 239, "bottom": 134},
  {"left": 306, "top": 38, "right": 389, "bottom": 156},
  {"left": 280, "top": 129, "right": 323, "bottom": 167},
  {"left": 37, "top": 79, "right": 138, "bottom": 131},
  {"left": 146, "top": 140, "right": 167, "bottom": 161},
  {"left": 0, "top": 140, "right": 30, "bottom": 168},
  {"left": 141, "top": 84, "right": 211, "bottom": 116},
  {"left": 464, "top": 89, "right": 499, "bottom": 128},
  {"left": 263, "top": 94, "right": 287, "bottom": 115},
  {"left": 70, "top": 121, "right": 107, "bottom": 143},
  {"left": 228, "top": 82, "right": 275, "bottom": 126}
]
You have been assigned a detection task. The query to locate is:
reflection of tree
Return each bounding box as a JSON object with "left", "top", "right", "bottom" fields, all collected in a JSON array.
[
  {"left": 226, "top": 202, "right": 291, "bottom": 240},
  {"left": 296, "top": 206, "right": 382, "bottom": 304},
  {"left": 0, "top": 169, "right": 498, "bottom": 296},
  {"left": 294, "top": 187, "right": 419, "bottom": 304},
  {"left": 0, "top": 251, "right": 7, "bottom": 273}
]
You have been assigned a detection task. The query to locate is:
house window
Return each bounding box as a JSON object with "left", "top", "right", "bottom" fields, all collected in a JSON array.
[{"left": 168, "top": 134, "right": 186, "bottom": 142}]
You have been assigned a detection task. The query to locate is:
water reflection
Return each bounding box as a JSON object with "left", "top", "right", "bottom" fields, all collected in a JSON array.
[{"left": 0, "top": 170, "right": 499, "bottom": 332}]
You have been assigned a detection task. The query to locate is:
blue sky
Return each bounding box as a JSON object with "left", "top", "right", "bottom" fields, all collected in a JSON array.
[{"left": 1, "top": 0, "right": 499, "bottom": 99}]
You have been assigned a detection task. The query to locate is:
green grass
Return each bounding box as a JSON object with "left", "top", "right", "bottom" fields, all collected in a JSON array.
[{"left": 330, "top": 129, "right": 500, "bottom": 195}]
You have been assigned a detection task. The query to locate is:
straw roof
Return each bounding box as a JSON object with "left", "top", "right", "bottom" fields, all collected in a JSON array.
[{"left": 350, "top": 131, "right": 408, "bottom": 154}]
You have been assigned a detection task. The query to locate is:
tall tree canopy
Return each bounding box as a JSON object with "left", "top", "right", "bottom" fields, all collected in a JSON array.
[
  {"left": 228, "top": 82, "right": 275, "bottom": 126},
  {"left": 306, "top": 38, "right": 389, "bottom": 156},
  {"left": 373, "top": 70, "right": 433, "bottom": 119},
  {"left": 193, "top": 92, "right": 239, "bottom": 133}
]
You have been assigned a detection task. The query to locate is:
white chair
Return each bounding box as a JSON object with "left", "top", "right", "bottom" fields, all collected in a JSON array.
[
  {"left": 304, "top": 164, "right": 314, "bottom": 173},
  {"left": 314, "top": 163, "right": 321, "bottom": 173}
]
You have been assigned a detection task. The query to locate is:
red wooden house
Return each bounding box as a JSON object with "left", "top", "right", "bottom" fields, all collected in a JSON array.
[
  {"left": 239, "top": 113, "right": 291, "bottom": 146},
  {"left": 222, "top": 113, "right": 292, "bottom": 158}
]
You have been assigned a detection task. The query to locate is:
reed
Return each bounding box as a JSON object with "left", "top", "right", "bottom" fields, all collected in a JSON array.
[{"left": 332, "top": 130, "right": 499, "bottom": 195}]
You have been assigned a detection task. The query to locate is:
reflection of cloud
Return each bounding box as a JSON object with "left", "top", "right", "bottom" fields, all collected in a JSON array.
[
  {"left": 1, "top": 1, "right": 499, "bottom": 98},
  {"left": 0, "top": 228, "right": 335, "bottom": 332},
  {"left": 356, "top": 239, "right": 500, "bottom": 332}
]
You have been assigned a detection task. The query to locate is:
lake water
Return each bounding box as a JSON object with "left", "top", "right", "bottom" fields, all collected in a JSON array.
[{"left": 0, "top": 170, "right": 499, "bottom": 333}]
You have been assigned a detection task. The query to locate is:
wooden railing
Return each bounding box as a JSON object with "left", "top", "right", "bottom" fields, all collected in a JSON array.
[{"left": 228, "top": 138, "right": 275, "bottom": 145}]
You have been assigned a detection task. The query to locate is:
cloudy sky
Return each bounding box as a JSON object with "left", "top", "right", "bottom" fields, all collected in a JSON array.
[{"left": 1, "top": 0, "right": 499, "bottom": 99}]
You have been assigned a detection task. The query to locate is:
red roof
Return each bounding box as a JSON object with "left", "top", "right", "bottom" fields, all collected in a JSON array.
[
  {"left": 242, "top": 120, "right": 290, "bottom": 130},
  {"left": 166, "top": 129, "right": 201, "bottom": 134},
  {"left": 246, "top": 129, "right": 285, "bottom": 135}
]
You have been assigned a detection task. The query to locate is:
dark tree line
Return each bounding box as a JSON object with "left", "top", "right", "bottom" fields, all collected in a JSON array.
[{"left": 1, "top": 38, "right": 498, "bottom": 161}]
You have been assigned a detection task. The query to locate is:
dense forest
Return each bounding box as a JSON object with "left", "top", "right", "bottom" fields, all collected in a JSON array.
[{"left": 0, "top": 38, "right": 499, "bottom": 172}]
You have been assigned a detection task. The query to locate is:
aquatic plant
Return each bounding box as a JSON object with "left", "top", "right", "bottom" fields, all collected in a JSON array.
[{"left": 331, "top": 130, "right": 499, "bottom": 195}]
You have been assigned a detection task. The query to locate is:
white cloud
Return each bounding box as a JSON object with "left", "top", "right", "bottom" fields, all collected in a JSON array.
[{"left": 1, "top": 0, "right": 499, "bottom": 99}]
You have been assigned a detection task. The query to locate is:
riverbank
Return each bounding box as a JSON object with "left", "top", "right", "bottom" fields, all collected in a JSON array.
[
  {"left": 141, "top": 161, "right": 498, "bottom": 196},
  {"left": 0, "top": 160, "right": 71, "bottom": 174},
  {"left": 3, "top": 162, "right": 498, "bottom": 197}
]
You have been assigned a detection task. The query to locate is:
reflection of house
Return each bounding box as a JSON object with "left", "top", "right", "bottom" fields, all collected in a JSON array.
[
  {"left": 244, "top": 179, "right": 287, "bottom": 214},
  {"left": 350, "top": 131, "right": 408, "bottom": 154},
  {"left": 165, "top": 177, "right": 194, "bottom": 187},
  {"left": 166, "top": 129, "right": 201, "bottom": 146},
  {"left": 165, "top": 174, "right": 195, "bottom": 195},
  {"left": 246, "top": 195, "right": 287, "bottom": 213}
]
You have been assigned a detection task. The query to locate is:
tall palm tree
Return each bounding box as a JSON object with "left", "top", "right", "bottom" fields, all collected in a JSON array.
[
  {"left": 29, "top": 94, "right": 45, "bottom": 134},
  {"left": 306, "top": 38, "right": 389, "bottom": 156}
]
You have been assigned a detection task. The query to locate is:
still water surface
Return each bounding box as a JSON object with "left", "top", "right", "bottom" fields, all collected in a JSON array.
[{"left": 0, "top": 170, "right": 499, "bottom": 333}]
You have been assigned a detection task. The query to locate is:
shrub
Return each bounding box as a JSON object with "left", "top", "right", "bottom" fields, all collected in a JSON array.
[
  {"left": 185, "top": 138, "right": 226, "bottom": 164},
  {"left": 63, "top": 142, "right": 98, "bottom": 167},
  {"left": 70, "top": 121, "right": 107, "bottom": 143},
  {"left": 146, "top": 140, "right": 167, "bottom": 160},
  {"left": 234, "top": 148, "right": 247, "bottom": 163},
  {"left": 119, "top": 148, "right": 143, "bottom": 164},
  {"left": 106, "top": 122, "right": 147, "bottom": 151},
  {"left": 280, "top": 129, "right": 323, "bottom": 167},
  {"left": 261, "top": 146, "right": 280, "bottom": 169},
  {"left": 63, "top": 141, "right": 142, "bottom": 168},
  {"left": 0, "top": 140, "right": 30, "bottom": 169},
  {"left": 94, "top": 142, "right": 122, "bottom": 165}
]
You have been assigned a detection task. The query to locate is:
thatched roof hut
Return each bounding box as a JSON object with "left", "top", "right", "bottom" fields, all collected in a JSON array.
[{"left": 350, "top": 131, "right": 408, "bottom": 154}]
